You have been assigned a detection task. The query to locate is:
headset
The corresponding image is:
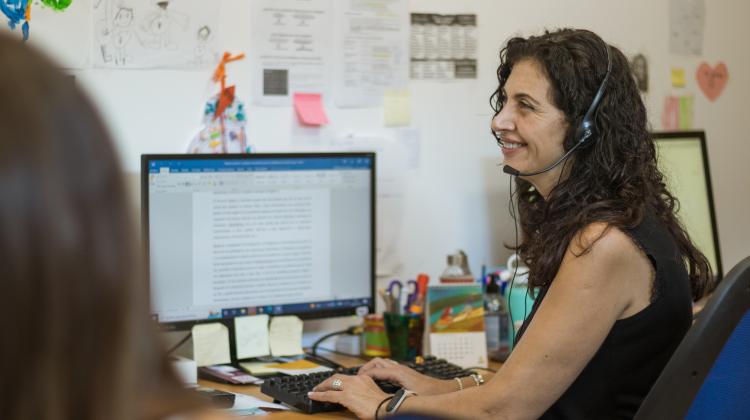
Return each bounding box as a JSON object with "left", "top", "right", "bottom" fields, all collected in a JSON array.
[{"left": 499, "top": 43, "right": 613, "bottom": 177}]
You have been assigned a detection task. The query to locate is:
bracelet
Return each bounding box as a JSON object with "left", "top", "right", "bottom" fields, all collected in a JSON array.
[
  {"left": 454, "top": 377, "right": 463, "bottom": 391},
  {"left": 374, "top": 396, "right": 394, "bottom": 420},
  {"left": 470, "top": 373, "right": 485, "bottom": 387}
]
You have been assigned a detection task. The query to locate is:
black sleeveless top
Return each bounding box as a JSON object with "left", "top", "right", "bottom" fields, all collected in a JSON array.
[{"left": 514, "top": 211, "right": 693, "bottom": 419}]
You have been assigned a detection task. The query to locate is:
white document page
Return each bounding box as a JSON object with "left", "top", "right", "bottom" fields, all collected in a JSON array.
[
  {"left": 251, "top": 0, "right": 333, "bottom": 106},
  {"left": 235, "top": 314, "right": 271, "bottom": 360},
  {"left": 669, "top": 0, "right": 705, "bottom": 55},
  {"left": 231, "top": 393, "right": 290, "bottom": 411},
  {"left": 192, "top": 189, "right": 331, "bottom": 308},
  {"left": 269, "top": 315, "right": 304, "bottom": 356},
  {"left": 192, "top": 322, "right": 231, "bottom": 367},
  {"left": 332, "top": 0, "right": 409, "bottom": 107}
]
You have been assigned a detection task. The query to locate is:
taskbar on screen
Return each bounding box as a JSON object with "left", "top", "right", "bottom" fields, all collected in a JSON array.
[
  {"left": 152, "top": 298, "right": 371, "bottom": 324},
  {"left": 221, "top": 298, "right": 371, "bottom": 318}
]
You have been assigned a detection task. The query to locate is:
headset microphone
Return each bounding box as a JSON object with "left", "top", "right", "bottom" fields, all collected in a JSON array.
[
  {"left": 502, "top": 140, "right": 587, "bottom": 176},
  {"left": 502, "top": 44, "right": 612, "bottom": 178}
]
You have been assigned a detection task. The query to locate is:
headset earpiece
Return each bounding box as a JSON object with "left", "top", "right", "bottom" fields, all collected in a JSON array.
[{"left": 574, "top": 45, "right": 612, "bottom": 146}]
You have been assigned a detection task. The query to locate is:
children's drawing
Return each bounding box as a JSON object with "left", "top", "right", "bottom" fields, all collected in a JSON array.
[
  {"left": 93, "top": 0, "right": 219, "bottom": 69},
  {"left": 140, "top": 0, "right": 187, "bottom": 50},
  {"left": 40, "top": 0, "right": 73, "bottom": 11},
  {"left": 0, "top": 0, "right": 29, "bottom": 40},
  {"left": 1, "top": 0, "right": 73, "bottom": 41},
  {"left": 100, "top": 6, "right": 135, "bottom": 65},
  {"left": 191, "top": 24, "right": 213, "bottom": 65}
]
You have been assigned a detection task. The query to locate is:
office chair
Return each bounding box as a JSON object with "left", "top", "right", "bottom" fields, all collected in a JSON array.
[{"left": 635, "top": 256, "right": 750, "bottom": 419}]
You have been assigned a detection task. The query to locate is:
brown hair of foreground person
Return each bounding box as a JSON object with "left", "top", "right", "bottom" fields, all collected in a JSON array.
[{"left": 0, "top": 33, "right": 197, "bottom": 420}]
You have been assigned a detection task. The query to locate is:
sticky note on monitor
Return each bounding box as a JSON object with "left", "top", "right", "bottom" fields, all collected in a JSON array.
[
  {"left": 235, "top": 314, "right": 270, "bottom": 359},
  {"left": 384, "top": 89, "right": 412, "bottom": 127},
  {"left": 293, "top": 93, "right": 329, "bottom": 126},
  {"left": 269, "top": 315, "right": 304, "bottom": 356},
  {"left": 192, "top": 323, "right": 231, "bottom": 367}
]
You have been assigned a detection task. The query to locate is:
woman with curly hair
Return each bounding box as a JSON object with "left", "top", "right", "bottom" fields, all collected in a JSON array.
[{"left": 308, "top": 28, "right": 713, "bottom": 419}]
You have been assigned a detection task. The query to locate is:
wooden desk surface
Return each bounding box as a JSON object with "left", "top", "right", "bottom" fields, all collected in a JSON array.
[
  {"left": 200, "top": 353, "right": 365, "bottom": 419},
  {"left": 201, "top": 354, "right": 501, "bottom": 419}
]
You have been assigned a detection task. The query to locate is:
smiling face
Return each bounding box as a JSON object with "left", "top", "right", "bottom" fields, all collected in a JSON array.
[{"left": 491, "top": 59, "right": 569, "bottom": 195}]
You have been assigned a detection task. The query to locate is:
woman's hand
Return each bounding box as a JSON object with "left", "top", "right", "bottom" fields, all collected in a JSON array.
[
  {"left": 357, "top": 358, "right": 452, "bottom": 395},
  {"left": 308, "top": 374, "right": 391, "bottom": 420}
]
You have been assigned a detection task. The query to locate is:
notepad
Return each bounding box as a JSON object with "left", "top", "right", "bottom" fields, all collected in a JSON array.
[
  {"left": 239, "top": 361, "right": 283, "bottom": 376},
  {"left": 267, "top": 359, "right": 332, "bottom": 375}
]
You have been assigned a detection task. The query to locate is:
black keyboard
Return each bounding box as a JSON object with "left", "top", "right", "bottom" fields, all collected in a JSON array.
[{"left": 260, "top": 356, "right": 476, "bottom": 413}]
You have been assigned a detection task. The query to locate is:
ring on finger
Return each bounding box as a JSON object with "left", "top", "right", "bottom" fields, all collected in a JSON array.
[{"left": 331, "top": 378, "right": 344, "bottom": 391}]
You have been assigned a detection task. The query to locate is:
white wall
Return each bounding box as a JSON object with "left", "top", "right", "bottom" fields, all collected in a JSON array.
[{"left": 72, "top": 0, "right": 749, "bottom": 343}]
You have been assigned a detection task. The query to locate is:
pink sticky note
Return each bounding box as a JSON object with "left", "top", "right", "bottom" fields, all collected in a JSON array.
[
  {"left": 293, "top": 93, "right": 329, "bottom": 126},
  {"left": 661, "top": 96, "right": 679, "bottom": 130}
]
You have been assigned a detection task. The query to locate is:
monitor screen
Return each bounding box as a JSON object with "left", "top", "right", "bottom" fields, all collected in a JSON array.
[
  {"left": 653, "top": 131, "right": 723, "bottom": 279},
  {"left": 142, "top": 153, "right": 375, "bottom": 329}
]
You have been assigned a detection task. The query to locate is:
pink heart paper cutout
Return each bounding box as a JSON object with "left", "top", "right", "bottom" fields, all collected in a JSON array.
[{"left": 696, "top": 62, "right": 729, "bottom": 102}]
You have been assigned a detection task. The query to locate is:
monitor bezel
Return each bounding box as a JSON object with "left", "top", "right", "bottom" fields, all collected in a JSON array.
[
  {"left": 141, "top": 152, "right": 376, "bottom": 331},
  {"left": 651, "top": 130, "right": 723, "bottom": 281}
]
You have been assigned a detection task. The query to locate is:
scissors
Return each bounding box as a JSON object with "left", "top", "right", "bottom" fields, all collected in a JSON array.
[
  {"left": 387, "top": 280, "right": 403, "bottom": 313},
  {"left": 403, "top": 280, "right": 419, "bottom": 313}
]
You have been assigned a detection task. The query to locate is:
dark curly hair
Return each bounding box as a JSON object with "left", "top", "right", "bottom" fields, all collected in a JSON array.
[{"left": 490, "top": 28, "right": 712, "bottom": 301}]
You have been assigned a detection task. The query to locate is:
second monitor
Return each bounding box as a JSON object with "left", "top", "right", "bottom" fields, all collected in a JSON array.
[{"left": 142, "top": 152, "right": 375, "bottom": 331}]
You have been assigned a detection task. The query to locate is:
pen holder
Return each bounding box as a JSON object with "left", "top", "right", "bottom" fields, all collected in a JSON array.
[
  {"left": 363, "top": 314, "right": 390, "bottom": 357},
  {"left": 383, "top": 312, "right": 424, "bottom": 362}
]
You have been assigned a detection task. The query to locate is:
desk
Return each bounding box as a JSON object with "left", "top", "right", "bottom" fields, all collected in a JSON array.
[
  {"left": 199, "top": 354, "right": 501, "bottom": 419},
  {"left": 200, "top": 353, "right": 364, "bottom": 419}
]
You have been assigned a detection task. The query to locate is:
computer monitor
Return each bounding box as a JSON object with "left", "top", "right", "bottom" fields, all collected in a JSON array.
[
  {"left": 653, "top": 131, "right": 723, "bottom": 279},
  {"left": 142, "top": 153, "right": 375, "bottom": 331}
]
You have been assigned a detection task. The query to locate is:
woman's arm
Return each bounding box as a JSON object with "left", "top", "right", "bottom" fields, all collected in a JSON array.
[{"left": 395, "top": 224, "right": 653, "bottom": 419}]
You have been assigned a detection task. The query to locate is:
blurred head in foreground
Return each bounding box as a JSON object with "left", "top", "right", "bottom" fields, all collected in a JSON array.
[{"left": 0, "top": 33, "right": 193, "bottom": 420}]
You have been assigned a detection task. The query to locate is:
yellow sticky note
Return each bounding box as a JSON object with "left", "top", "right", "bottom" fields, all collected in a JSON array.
[
  {"left": 235, "top": 314, "right": 270, "bottom": 360},
  {"left": 384, "top": 89, "right": 412, "bottom": 127},
  {"left": 269, "top": 315, "right": 304, "bottom": 356},
  {"left": 671, "top": 68, "right": 686, "bottom": 87},
  {"left": 192, "top": 323, "right": 231, "bottom": 367}
]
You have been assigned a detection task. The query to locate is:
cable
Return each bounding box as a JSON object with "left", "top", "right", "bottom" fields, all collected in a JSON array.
[
  {"left": 303, "top": 351, "right": 343, "bottom": 369},
  {"left": 311, "top": 329, "right": 349, "bottom": 357},
  {"left": 310, "top": 325, "right": 363, "bottom": 357},
  {"left": 507, "top": 174, "right": 520, "bottom": 341},
  {"left": 306, "top": 325, "right": 364, "bottom": 368},
  {"left": 313, "top": 346, "right": 362, "bottom": 359},
  {"left": 166, "top": 332, "right": 192, "bottom": 355}
]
